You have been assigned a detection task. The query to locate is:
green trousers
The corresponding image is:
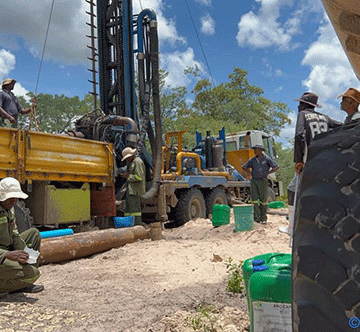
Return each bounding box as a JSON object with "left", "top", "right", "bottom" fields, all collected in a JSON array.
[
  {"left": 125, "top": 193, "right": 142, "bottom": 226},
  {"left": 0, "top": 228, "right": 41, "bottom": 293},
  {"left": 250, "top": 178, "right": 268, "bottom": 222}
]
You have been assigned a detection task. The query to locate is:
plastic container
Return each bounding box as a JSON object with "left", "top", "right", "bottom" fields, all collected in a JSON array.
[
  {"left": 242, "top": 253, "right": 292, "bottom": 322},
  {"left": 268, "top": 201, "right": 285, "bottom": 209},
  {"left": 233, "top": 204, "right": 253, "bottom": 232},
  {"left": 40, "top": 228, "right": 74, "bottom": 239},
  {"left": 114, "top": 216, "right": 135, "bottom": 228},
  {"left": 212, "top": 204, "right": 230, "bottom": 227},
  {"left": 249, "top": 268, "right": 292, "bottom": 332}
]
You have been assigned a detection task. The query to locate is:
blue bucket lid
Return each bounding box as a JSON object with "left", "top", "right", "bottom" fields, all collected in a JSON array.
[{"left": 253, "top": 265, "right": 269, "bottom": 272}]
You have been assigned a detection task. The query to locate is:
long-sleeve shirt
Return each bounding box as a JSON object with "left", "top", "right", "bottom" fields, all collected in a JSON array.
[
  {"left": 294, "top": 109, "right": 341, "bottom": 163},
  {"left": 0, "top": 205, "right": 26, "bottom": 264},
  {"left": 127, "top": 156, "right": 146, "bottom": 196}
]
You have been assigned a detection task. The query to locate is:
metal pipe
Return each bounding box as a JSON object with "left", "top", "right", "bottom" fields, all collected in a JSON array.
[
  {"left": 39, "top": 226, "right": 147, "bottom": 265},
  {"left": 176, "top": 152, "right": 202, "bottom": 175}
]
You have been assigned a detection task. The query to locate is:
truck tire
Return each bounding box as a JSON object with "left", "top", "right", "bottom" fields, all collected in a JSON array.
[
  {"left": 292, "top": 123, "right": 360, "bottom": 332},
  {"left": 205, "top": 187, "right": 228, "bottom": 217},
  {"left": 175, "top": 188, "right": 206, "bottom": 225},
  {"left": 14, "top": 201, "right": 33, "bottom": 234}
]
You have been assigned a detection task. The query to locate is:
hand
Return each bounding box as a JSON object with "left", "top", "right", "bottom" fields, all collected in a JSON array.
[
  {"left": 5, "top": 250, "right": 29, "bottom": 264},
  {"left": 295, "top": 162, "right": 304, "bottom": 175},
  {"left": 121, "top": 172, "right": 129, "bottom": 178},
  {"left": 8, "top": 115, "right": 15, "bottom": 123}
]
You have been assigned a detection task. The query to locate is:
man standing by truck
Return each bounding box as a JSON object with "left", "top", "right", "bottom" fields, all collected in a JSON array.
[
  {"left": 242, "top": 145, "right": 279, "bottom": 224},
  {"left": 0, "top": 177, "right": 43, "bottom": 294},
  {"left": 121, "top": 148, "right": 146, "bottom": 226},
  {"left": 0, "top": 78, "right": 33, "bottom": 128}
]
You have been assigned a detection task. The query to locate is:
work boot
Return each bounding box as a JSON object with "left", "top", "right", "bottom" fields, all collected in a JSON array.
[{"left": 10, "top": 284, "right": 44, "bottom": 294}]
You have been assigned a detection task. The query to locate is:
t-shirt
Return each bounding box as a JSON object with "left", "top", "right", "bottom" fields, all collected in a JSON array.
[
  {"left": 243, "top": 154, "right": 278, "bottom": 179},
  {"left": 294, "top": 109, "right": 341, "bottom": 163},
  {"left": 0, "top": 89, "right": 23, "bottom": 119}
]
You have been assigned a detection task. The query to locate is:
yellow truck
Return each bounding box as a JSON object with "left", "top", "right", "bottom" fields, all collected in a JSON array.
[{"left": 0, "top": 127, "right": 115, "bottom": 232}]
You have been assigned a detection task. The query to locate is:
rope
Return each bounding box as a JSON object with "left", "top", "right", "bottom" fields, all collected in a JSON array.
[
  {"left": 184, "top": 0, "right": 215, "bottom": 87},
  {"left": 29, "top": 0, "right": 55, "bottom": 131}
]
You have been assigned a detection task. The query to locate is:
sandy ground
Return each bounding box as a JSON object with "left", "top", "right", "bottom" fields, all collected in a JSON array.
[{"left": 0, "top": 209, "right": 291, "bottom": 332}]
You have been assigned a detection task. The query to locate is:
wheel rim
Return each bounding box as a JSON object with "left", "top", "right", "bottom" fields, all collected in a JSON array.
[{"left": 190, "top": 199, "right": 201, "bottom": 219}]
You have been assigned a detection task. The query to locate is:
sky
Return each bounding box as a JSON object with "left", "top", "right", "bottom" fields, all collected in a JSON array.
[{"left": 0, "top": 0, "right": 359, "bottom": 147}]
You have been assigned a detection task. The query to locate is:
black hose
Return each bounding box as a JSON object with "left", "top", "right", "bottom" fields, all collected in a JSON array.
[{"left": 142, "top": 20, "right": 162, "bottom": 201}]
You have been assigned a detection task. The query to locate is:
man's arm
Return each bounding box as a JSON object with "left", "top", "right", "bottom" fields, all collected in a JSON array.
[{"left": 0, "top": 107, "right": 15, "bottom": 123}]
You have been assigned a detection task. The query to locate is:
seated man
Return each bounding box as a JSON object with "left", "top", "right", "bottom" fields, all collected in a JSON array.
[{"left": 0, "top": 177, "right": 43, "bottom": 294}]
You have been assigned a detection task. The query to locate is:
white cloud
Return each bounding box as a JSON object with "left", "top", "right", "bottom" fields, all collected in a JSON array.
[
  {"left": 160, "top": 48, "right": 203, "bottom": 87},
  {"left": 0, "top": 0, "right": 186, "bottom": 66},
  {"left": 0, "top": 49, "right": 15, "bottom": 79},
  {"left": 195, "top": 0, "right": 212, "bottom": 6},
  {"left": 200, "top": 14, "right": 215, "bottom": 35},
  {"left": 275, "top": 86, "right": 283, "bottom": 92},
  {"left": 301, "top": 16, "right": 360, "bottom": 102},
  {"left": 261, "top": 57, "right": 283, "bottom": 77},
  {"left": 237, "top": 0, "right": 302, "bottom": 50},
  {"left": 13, "top": 83, "right": 29, "bottom": 99}
]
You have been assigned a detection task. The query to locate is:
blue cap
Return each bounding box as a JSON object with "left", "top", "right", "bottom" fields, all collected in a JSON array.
[
  {"left": 252, "top": 259, "right": 265, "bottom": 266},
  {"left": 253, "top": 265, "right": 269, "bottom": 272}
]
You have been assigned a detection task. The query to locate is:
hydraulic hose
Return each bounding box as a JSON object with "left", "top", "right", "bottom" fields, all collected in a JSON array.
[{"left": 142, "top": 20, "right": 162, "bottom": 200}]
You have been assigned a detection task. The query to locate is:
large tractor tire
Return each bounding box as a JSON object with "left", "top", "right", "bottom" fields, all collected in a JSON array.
[
  {"left": 205, "top": 187, "right": 228, "bottom": 217},
  {"left": 175, "top": 188, "right": 206, "bottom": 225},
  {"left": 292, "top": 122, "right": 360, "bottom": 332},
  {"left": 14, "top": 201, "right": 33, "bottom": 234}
]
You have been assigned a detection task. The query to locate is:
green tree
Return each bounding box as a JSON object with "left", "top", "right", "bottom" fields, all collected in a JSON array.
[
  {"left": 17, "top": 93, "right": 94, "bottom": 133},
  {"left": 191, "top": 67, "right": 291, "bottom": 136}
]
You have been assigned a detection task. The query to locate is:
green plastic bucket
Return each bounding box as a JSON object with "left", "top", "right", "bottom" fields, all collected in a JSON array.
[
  {"left": 212, "top": 204, "right": 230, "bottom": 227},
  {"left": 249, "top": 268, "right": 292, "bottom": 332},
  {"left": 234, "top": 204, "right": 254, "bottom": 232}
]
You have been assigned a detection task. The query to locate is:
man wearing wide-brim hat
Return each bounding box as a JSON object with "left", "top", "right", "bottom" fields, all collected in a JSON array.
[
  {"left": 242, "top": 145, "right": 279, "bottom": 224},
  {"left": 0, "top": 78, "right": 32, "bottom": 128},
  {"left": 294, "top": 92, "right": 341, "bottom": 175},
  {"left": 0, "top": 177, "right": 44, "bottom": 294},
  {"left": 120, "top": 147, "right": 146, "bottom": 226},
  {"left": 338, "top": 88, "right": 360, "bottom": 124}
]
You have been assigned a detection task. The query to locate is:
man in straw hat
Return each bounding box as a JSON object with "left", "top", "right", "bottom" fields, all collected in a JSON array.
[
  {"left": 121, "top": 147, "right": 146, "bottom": 226},
  {"left": 0, "top": 177, "right": 44, "bottom": 294},
  {"left": 242, "top": 144, "right": 279, "bottom": 224},
  {"left": 338, "top": 88, "right": 360, "bottom": 124},
  {"left": 0, "top": 78, "right": 33, "bottom": 128}
]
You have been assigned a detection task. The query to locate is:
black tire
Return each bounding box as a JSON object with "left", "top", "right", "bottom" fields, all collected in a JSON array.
[
  {"left": 175, "top": 188, "right": 206, "bottom": 225},
  {"left": 267, "top": 187, "right": 276, "bottom": 202},
  {"left": 292, "top": 122, "right": 360, "bottom": 332},
  {"left": 205, "top": 187, "right": 228, "bottom": 217},
  {"left": 14, "top": 201, "right": 33, "bottom": 234}
]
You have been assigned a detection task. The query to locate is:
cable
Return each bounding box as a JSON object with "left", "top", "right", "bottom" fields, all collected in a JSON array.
[
  {"left": 138, "top": 0, "right": 143, "bottom": 11},
  {"left": 184, "top": 0, "right": 215, "bottom": 86},
  {"left": 34, "top": 0, "right": 56, "bottom": 96}
]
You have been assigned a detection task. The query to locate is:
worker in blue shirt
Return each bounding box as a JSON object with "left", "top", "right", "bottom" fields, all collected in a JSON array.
[{"left": 242, "top": 145, "right": 279, "bottom": 223}]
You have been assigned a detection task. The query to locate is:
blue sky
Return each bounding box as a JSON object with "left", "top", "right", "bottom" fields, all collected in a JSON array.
[{"left": 0, "top": 0, "right": 359, "bottom": 146}]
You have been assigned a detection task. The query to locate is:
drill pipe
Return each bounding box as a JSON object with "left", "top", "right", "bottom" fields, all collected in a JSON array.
[{"left": 39, "top": 226, "right": 147, "bottom": 265}]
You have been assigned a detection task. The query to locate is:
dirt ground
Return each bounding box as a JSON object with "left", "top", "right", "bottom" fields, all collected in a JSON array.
[{"left": 0, "top": 208, "right": 291, "bottom": 332}]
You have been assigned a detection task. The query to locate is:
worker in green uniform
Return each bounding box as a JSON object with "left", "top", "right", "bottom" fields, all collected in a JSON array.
[
  {"left": 0, "top": 177, "right": 44, "bottom": 294},
  {"left": 121, "top": 148, "right": 146, "bottom": 226}
]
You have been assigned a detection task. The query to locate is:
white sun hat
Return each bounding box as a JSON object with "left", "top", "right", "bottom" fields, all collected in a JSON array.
[
  {"left": 0, "top": 177, "right": 28, "bottom": 201},
  {"left": 121, "top": 147, "right": 137, "bottom": 161}
]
